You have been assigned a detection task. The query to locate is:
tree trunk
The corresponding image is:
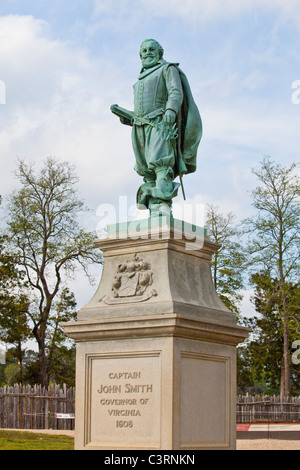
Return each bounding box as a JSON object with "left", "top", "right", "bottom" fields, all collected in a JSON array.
[
  {"left": 38, "top": 337, "right": 48, "bottom": 388},
  {"left": 17, "top": 339, "right": 23, "bottom": 385},
  {"left": 280, "top": 283, "right": 290, "bottom": 398},
  {"left": 280, "top": 358, "right": 285, "bottom": 399},
  {"left": 278, "top": 222, "right": 290, "bottom": 398},
  {"left": 282, "top": 310, "right": 290, "bottom": 397},
  {"left": 33, "top": 319, "right": 49, "bottom": 388}
]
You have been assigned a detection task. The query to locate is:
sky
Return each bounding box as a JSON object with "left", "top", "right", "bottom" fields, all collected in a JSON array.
[{"left": 0, "top": 0, "right": 299, "bottom": 316}]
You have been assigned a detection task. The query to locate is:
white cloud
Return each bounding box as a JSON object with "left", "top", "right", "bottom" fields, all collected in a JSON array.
[
  {"left": 0, "top": 14, "right": 136, "bottom": 307},
  {"left": 0, "top": 14, "right": 137, "bottom": 213},
  {"left": 202, "top": 99, "right": 300, "bottom": 154},
  {"left": 94, "top": 0, "right": 300, "bottom": 36},
  {"left": 138, "top": 0, "right": 300, "bottom": 26}
]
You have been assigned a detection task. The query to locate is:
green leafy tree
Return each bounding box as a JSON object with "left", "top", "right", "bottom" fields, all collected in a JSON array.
[
  {"left": 238, "top": 273, "right": 300, "bottom": 395},
  {"left": 4, "top": 363, "right": 20, "bottom": 385},
  {"left": 6, "top": 157, "right": 102, "bottom": 387},
  {"left": 47, "top": 287, "right": 76, "bottom": 386},
  {"left": 0, "top": 295, "right": 31, "bottom": 384},
  {"left": 244, "top": 157, "right": 300, "bottom": 396},
  {"left": 0, "top": 235, "right": 32, "bottom": 383},
  {"left": 205, "top": 204, "right": 246, "bottom": 315},
  {"left": 22, "top": 350, "right": 40, "bottom": 385}
]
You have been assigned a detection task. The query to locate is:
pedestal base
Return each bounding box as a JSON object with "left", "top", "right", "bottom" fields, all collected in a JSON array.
[
  {"left": 63, "top": 218, "right": 249, "bottom": 450},
  {"left": 65, "top": 314, "right": 248, "bottom": 450}
]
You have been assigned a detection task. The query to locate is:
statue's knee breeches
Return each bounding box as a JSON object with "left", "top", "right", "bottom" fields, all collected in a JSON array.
[{"left": 132, "top": 123, "right": 176, "bottom": 176}]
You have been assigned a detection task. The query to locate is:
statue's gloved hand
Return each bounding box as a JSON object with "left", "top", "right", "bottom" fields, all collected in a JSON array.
[{"left": 163, "top": 109, "right": 176, "bottom": 126}]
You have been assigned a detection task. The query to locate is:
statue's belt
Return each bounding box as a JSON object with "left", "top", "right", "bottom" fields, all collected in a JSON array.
[{"left": 133, "top": 115, "right": 178, "bottom": 141}]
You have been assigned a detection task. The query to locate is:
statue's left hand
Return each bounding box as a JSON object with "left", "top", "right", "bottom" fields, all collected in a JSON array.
[{"left": 164, "top": 109, "right": 176, "bottom": 126}]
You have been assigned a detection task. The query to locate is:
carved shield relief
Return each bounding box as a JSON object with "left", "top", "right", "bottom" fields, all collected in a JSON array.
[{"left": 99, "top": 253, "right": 157, "bottom": 305}]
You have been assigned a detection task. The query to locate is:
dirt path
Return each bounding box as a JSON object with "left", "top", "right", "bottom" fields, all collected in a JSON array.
[
  {"left": 3, "top": 430, "right": 300, "bottom": 449},
  {"left": 237, "top": 439, "right": 300, "bottom": 450}
]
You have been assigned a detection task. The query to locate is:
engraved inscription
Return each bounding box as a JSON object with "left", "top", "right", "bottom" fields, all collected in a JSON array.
[
  {"left": 97, "top": 370, "right": 153, "bottom": 428},
  {"left": 88, "top": 353, "right": 161, "bottom": 446},
  {"left": 109, "top": 372, "right": 141, "bottom": 379}
]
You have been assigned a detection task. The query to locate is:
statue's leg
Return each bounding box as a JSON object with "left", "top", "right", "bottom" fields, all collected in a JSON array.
[
  {"left": 136, "top": 172, "right": 156, "bottom": 210},
  {"left": 143, "top": 121, "right": 180, "bottom": 216},
  {"left": 154, "top": 166, "right": 175, "bottom": 197},
  {"left": 146, "top": 119, "right": 175, "bottom": 172},
  {"left": 133, "top": 121, "right": 179, "bottom": 216},
  {"left": 132, "top": 124, "right": 148, "bottom": 178},
  {"left": 148, "top": 166, "right": 180, "bottom": 217}
]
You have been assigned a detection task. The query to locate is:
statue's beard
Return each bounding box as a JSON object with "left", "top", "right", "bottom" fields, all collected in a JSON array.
[{"left": 142, "top": 56, "right": 160, "bottom": 69}]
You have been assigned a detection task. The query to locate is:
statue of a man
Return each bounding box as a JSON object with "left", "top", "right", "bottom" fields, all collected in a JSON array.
[{"left": 111, "top": 39, "right": 202, "bottom": 217}]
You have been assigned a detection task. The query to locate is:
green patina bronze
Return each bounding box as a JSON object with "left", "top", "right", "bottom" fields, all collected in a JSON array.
[{"left": 111, "top": 39, "right": 202, "bottom": 217}]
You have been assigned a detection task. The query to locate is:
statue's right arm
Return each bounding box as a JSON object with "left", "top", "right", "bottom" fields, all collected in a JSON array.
[
  {"left": 119, "top": 116, "right": 133, "bottom": 127},
  {"left": 110, "top": 104, "right": 134, "bottom": 127}
]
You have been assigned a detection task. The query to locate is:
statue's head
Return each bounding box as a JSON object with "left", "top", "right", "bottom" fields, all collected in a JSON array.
[{"left": 139, "top": 39, "right": 164, "bottom": 69}]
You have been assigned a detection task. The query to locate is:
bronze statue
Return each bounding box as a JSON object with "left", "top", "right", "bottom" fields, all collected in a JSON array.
[{"left": 111, "top": 39, "right": 202, "bottom": 217}]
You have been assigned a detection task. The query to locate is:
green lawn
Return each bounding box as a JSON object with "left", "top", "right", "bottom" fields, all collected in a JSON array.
[{"left": 0, "top": 430, "right": 74, "bottom": 450}]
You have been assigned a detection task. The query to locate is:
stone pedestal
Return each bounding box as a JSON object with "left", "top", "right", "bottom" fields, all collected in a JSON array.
[{"left": 63, "top": 218, "right": 249, "bottom": 450}]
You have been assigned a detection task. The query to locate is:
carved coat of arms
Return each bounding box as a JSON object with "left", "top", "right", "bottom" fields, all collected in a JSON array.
[{"left": 99, "top": 254, "right": 157, "bottom": 305}]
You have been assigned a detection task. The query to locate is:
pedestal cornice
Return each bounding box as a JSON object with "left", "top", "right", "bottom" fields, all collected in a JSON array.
[{"left": 63, "top": 312, "right": 249, "bottom": 346}]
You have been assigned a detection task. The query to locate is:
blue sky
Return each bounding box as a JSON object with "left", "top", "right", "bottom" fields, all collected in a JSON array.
[{"left": 0, "top": 0, "right": 299, "bottom": 314}]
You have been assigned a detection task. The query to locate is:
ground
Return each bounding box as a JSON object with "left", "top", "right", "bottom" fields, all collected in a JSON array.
[
  {"left": 237, "top": 439, "right": 300, "bottom": 450},
  {"left": 2, "top": 429, "right": 300, "bottom": 450}
]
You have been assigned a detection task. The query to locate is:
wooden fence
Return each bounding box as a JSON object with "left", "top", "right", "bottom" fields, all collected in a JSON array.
[
  {"left": 2, "top": 387, "right": 300, "bottom": 429},
  {"left": 237, "top": 395, "right": 300, "bottom": 423},
  {"left": 0, "top": 384, "right": 75, "bottom": 430}
]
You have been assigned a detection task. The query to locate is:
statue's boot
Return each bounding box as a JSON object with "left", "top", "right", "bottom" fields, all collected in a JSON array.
[
  {"left": 148, "top": 167, "right": 180, "bottom": 217},
  {"left": 151, "top": 167, "right": 180, "bottom": 201},
  {"left": 136, "top": 167, "right": 180, "bottom": 216},
  {"left": 149, "top": 200, "right": 172, "bottom": 217},
  {"left": 136, "top": 179, "right": 155, "bottom": 210}
]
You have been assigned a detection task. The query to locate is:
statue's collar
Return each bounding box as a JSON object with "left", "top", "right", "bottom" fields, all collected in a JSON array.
[{"left": 138, "top": 60, "right": 166, "bottom": 79}]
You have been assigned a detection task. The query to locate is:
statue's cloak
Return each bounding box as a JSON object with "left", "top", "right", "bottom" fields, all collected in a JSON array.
[
  {"left": 134, "top": 60, "right": 202, "bottom": 179},
  {"left": 172, "top": 63, "right": 203, "bottom": 178}
]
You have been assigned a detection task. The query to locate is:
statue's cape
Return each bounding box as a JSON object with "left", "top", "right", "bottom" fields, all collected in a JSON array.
[
  {"left": 169, "top": 63, "right": 202, "bottom": 177},
  {"left": 138, "top": 60, "right": 202, "bottom": 178}
]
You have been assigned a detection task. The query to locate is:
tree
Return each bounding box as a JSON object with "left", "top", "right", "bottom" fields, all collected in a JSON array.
[
  {"left": 237, "top": 273, "right": 300, "bottom": 395},
  {"left": 4, "top": 363, "right": 20, "bottom": 385},
  {"left": 243, "top": 273, "right": 285, "bottom": 394},
  {"left": 205, "top": 204, "right": 246, "bottom": 315},
  {"left": 22, "top": 350, "right": 40, "bottom": 385},
  {"left": 245, "top": 156, "right": 300, "bottom": 397},
  {"left": 0, "top": 235, "right": 32, "bottom": 383},
  {"left": 47, "top": 287, "right": 77, "bottom": 386},
  {"left": 0, "top": 295, "right": 31, "bottom": 384},
  {"left": 6, "top": 157, "right": 101, "bottom": 387}
]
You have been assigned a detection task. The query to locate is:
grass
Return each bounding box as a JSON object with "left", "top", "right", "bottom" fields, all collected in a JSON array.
[{"left": 0, "top": 430, "right": 74, "bottom": 450}]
